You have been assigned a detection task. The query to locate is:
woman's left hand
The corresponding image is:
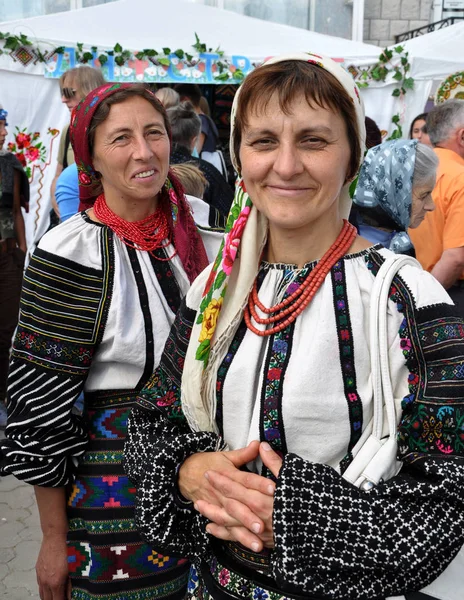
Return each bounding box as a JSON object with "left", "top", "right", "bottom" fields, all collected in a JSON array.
[{"left": 194, "top": 442, "right": 283, "bottom": 552}]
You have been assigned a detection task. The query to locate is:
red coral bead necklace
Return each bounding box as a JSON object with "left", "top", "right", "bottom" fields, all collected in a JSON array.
[
  {"left": 93, "top": 193, "right": 176, "bottom": 259},
  {"left": 244, "top": 219, "right": 357, "bottom": 337}
]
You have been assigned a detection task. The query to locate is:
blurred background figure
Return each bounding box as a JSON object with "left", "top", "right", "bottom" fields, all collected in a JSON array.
[
  {"left": 170, "top": 161, "right": 208, "bottom": 199},
  {"left": 55, "top": 162, "right": 79, "bottom": 222},
  {"left": 0, "top": 105, "right": 28, "bottom": 428},
  {"left": 409, "top": 99, "right": 464, "bottom": 312},
  {"left": 174, "top": 82, "right": 227, "bottom": 176},
  {"left": 154, "top": 86, "right": 180, "bottom": 110},
  {"left": 353, "top": 139, "right": 437, "bottom": 255},
  {"left": 365, "top": 116, "right": 382, "bottom": 149},
  {"left": 409, "top": 112, "right": 432, "bottom": 146},
  {"left": 50, "top": 66, "right": 106, "bottom": 221},
  {"left": 168, "top": 101, "right": 233, "bottom": 222},
  {"left": 171, "top": 162, "right": 224, "bottom": 262}
]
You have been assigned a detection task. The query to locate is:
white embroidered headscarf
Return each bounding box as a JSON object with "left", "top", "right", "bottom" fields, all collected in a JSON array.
[{"left": 181, "top": 52, "right": 366, "bottom": 433}]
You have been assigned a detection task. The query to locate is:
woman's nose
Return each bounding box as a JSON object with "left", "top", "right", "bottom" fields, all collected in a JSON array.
[
  {"left": 273, "top": 143, "right": 304, "bottom": 179},
  {"left": 133, "top": 136, "right": 154, "bottom": 161},
  {"left": 424, "top": 193, "right": 435, "bottom": 212}
]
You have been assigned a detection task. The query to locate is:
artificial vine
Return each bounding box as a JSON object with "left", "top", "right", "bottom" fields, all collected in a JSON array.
[
  {"left": 0, "top": 30, "right": 245, "bottom": 81},
  {"left": 356, "top": 45, "right": 413, "bottom": 140},
  {"left": 0, "top": 31, "right": 413, "bottom": 137}
]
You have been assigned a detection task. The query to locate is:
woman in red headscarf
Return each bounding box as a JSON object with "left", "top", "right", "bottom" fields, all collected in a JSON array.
[{"left": 0, "top": 83, "right": 208, "bottom": 600}]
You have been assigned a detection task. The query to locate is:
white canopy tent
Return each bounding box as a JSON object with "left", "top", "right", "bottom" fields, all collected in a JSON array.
[
  {"left": 403, "top": 21, "right": 464, "bottom": 83},
  {"left": 1, "top": 0, "right": 381, "bottom": 63},
  {"left": 0, "top": 0, "right": 384, "bottom": 249}
]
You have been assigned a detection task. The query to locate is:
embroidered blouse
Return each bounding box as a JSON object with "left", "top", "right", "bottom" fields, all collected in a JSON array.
[
  {"left": 124, "top": 246, "right": 464, "bottom": 600},
  {"left": 0, "top": 211, "right": 192, "bottom": 486}
]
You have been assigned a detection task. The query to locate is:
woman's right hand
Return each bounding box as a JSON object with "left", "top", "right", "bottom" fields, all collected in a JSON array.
[
  {"left": 178, "top": 440, "right": 260, "bottom": 505},
  {"left": 36, "top": 533, "right": 71, "bottom": 600}
]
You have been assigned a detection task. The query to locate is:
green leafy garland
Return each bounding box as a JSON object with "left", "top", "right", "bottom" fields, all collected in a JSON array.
[
  {"left": 0, "top": 32, "right": 412, "bottom": 136},
  {"left": 0, "top": 31, "right": 246, "bottom": 81},
  {"left": 355, "top": 44, "right": 413, "bottom": 140}
]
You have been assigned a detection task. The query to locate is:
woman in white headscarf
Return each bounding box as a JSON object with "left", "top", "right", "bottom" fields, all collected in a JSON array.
[{"left": 124, "top": 55, "right": 464, "bottom": 600}]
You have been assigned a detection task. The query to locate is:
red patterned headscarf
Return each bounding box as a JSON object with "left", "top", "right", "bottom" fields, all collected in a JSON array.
[{"left": 69, "top": 82, "right": 208, "bottom": 282}]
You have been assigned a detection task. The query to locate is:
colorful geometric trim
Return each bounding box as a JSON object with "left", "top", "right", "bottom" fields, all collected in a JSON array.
[
  {"left": 71, "top": 573, "right": 189, "bottom": 599},
  {"left": 138, "top": 299, "right": 195, "bottom": 427},
  {"left": 79, "top": 450, "right": 124, "bottom": 465},
  {"left": 68, "top": 475, "right": 136, "bottom": 509},
  {"left": 259, "top": 325, "right": 292, "bottom": 475},
  {"left": 87, "top": 407, "right": 131, "bottom": 440},
  {"left": 331, "top": 259, "right": 363, "bottom": 474},
  {"left": 69, "top": 517, "right": 136, "bottom": 535},
  {"left": 366, "top": 251, "right": 464, "bottom": 460},
  {"left": 68, "top": 540, "right": 188, "bottom": 581},
  {"left": 194, "top": 556, "right": 290, "bottom": 600}
]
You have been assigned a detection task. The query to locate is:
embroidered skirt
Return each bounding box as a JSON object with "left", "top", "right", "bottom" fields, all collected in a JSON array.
[{"left": 67, "top": 390, "right": 189, "bottom": 600}]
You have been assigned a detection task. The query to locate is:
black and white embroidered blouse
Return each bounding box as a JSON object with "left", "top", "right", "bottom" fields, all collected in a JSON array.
[
  {"left": 124, "top": 246, "right": 464, "bottom": 600},
  {"left": 0, "top": 211, "right": 192, "bottom": 486}
]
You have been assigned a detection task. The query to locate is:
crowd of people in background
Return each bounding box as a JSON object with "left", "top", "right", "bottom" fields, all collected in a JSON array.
[{"left": 0, "top": 56, "right": 463, "bottom": 600}]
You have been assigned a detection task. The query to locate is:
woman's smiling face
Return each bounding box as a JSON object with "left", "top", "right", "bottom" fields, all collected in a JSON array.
[
  {"left": 239, "top": 92, "right": 351, "bottom": 234},
  {"left": 91, "top": 95, "right": 170, "bottom": 206}
]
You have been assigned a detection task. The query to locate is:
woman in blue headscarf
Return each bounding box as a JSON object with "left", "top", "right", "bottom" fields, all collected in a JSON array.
[{"left": 353, "top": 139, "right": 437, "bottom": 254}]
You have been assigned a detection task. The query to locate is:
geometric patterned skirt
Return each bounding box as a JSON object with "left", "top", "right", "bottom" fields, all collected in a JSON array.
[{"left": 66, "top": 390, "right": 189, "bottom": 600}]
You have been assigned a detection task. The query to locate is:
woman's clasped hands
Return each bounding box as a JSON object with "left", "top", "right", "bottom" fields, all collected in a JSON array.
[{"left": 178, "top": 440, "right": 283, "bottom": 552}]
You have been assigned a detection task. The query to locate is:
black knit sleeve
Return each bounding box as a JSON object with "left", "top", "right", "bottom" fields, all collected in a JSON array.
[{"left": 270, "top": 290, "right": 464, "bottom": 599}]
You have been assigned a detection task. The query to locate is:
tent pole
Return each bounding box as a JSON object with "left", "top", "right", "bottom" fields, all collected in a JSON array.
[{"left": 351, "top": 0, "right": 365, "bottom": 41}]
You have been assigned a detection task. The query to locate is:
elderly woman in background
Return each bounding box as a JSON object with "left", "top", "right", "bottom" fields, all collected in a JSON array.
[
  {"left": 353, "top": 139, "right": 437, "bottom": 255},
  {"left": 124, "top": 55, "right": 464, "bottom": 600},
  {"left": 168, "top": 101, "right": 233, "bottom": 221},
  {"left": 0, "top": 83, "right": 208, "bottom": 600}
]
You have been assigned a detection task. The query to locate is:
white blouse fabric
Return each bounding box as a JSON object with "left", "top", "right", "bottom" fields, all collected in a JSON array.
[
  {"left": 220, "top": 247, "right": 452, "bottom": 470},
  {"left": 39, "top": 212, "right": 191, "bottom": 391}
]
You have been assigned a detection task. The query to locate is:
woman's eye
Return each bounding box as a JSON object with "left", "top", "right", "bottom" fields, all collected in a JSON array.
[
  {"left": 114, "top": 135, "right": 127, "bottom": 143},
  {"left": 148, "top": 129, "right": 163, "bottom": 137},
  {"left": 303, "top": 137, "right": 325, "bottom": 145},
  {"left": 253, "top": 139, "right": 274, "bottom": 147}
]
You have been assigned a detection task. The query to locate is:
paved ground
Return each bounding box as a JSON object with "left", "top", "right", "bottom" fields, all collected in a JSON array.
[{"left": 0, "top": 429, "right": 41, "bottom": 599}]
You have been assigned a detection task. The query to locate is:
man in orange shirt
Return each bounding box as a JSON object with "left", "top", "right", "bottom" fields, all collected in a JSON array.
[{"left": 409, "top": 99, "right": 464, "bottom": 312}]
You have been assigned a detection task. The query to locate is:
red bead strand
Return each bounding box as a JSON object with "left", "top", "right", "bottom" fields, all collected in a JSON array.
[
  {"left": 93, "top": 194, "right": 176, "bottom": 259},
  {"left": 245, "top": 220, "right": 357, "bottom": 337}
]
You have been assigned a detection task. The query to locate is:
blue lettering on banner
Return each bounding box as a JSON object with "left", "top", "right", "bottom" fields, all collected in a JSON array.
[{"left": 44, "top": 47, "right": 255, "bottom": 84}]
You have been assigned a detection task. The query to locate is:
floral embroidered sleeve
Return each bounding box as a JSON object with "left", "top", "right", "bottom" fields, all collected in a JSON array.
[
  {"left": 124, "top": 298, "right": 223, "bottom": 559},
  {"left": 0, "top": 247, "right": 107, "bottom": 486},
  {"left": 269, "top": 274, "right": 464, "bottom": 600}
]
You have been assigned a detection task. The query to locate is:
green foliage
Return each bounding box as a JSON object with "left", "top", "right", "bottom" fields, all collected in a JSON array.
[
  {"left": 361, "top": 45, "right": 413, "bottom": 140},
  {"left": 192, "top": 32, "right": 206, "bottom": 53},
  {"left": 82, "top": 51, "right": 94, "bottom": 63}
]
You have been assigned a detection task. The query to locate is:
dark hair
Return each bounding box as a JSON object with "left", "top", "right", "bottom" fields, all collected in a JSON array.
[
  {"left": 87, "top": 84, "right": 171, "bottom": 157},
  {"left": 233, "top": 60, "right": 361, "bottom": 180},
  {"left": 409, "top": 112, "right": 428, "bottom": 139},
  {"left": 365, "top": 116, "right": 382, "bottom": 149},
  {"left": 167, "top": 101, "right": 201, "bottom": 150},
  {"left": 174, "top": 83, "right": 202, "bottom": 108}
]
